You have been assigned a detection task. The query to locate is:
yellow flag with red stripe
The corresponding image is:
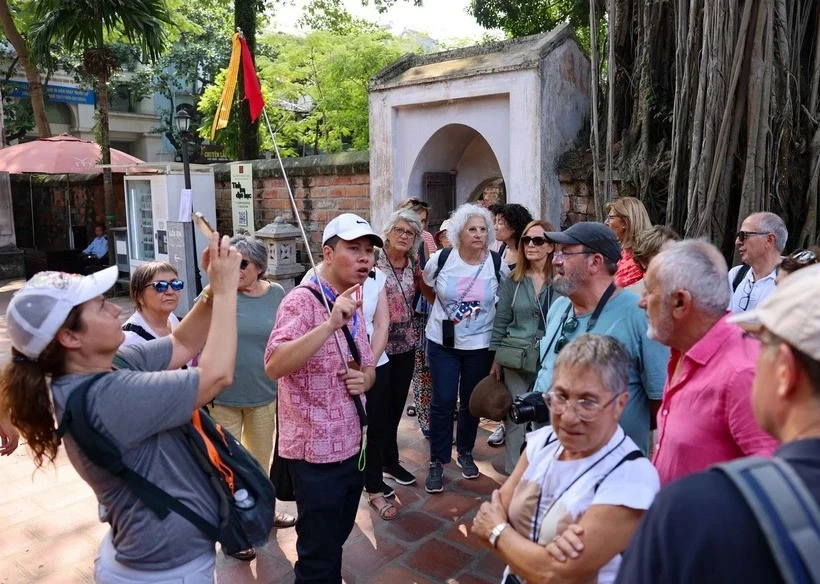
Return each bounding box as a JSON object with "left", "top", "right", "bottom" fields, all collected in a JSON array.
[{"left": 210, "top": 33, "right": 242, "bottom": 140}]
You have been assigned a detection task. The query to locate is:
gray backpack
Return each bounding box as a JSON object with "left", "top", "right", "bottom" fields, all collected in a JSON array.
[{"left": 715, "top": 457, "right": 820, "bottom": 583}]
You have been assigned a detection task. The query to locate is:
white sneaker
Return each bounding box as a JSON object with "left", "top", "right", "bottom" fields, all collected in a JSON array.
[{"left": 487, "top": 424, "right": 505, "bottom": 446}]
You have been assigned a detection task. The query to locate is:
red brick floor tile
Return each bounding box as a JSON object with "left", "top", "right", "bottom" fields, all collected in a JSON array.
[
  {"left": 366, "top": 564, "right": 433, "bottom": 584},
  {"left": 342, "top": 533, "right": 406, "bottom": 576},
  {"left": 215, "top": 551, "right": 294, "bottom": 584},
  {"left": 455, "top": 474, "right": 504, "bottom": 496},
  {"left": 404, "top": 538, "right": 473, "bottom": 581},
  {"left": 452, "top": 571, "right": 497, "bottom": 584},
  {"left": 476, "top": 550, "right": 507, "bottom": 575},
  {"left": 443, "top": 522, "right": 487, "bottom": 553},
  {"left": 421, "top": 490, "right": 481, "bottom": 522},
  {"left": 28, "top": 479, "right": 96, "bottom": 512},
  {"left": 384, "top": 510, "right": 446, "bottom": 543},
  {"left": 0, "top": 498, "right": 49, "bottom": 530}
]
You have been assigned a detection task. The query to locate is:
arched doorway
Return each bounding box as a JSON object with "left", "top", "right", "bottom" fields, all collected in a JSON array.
[{"left": 407, "top": 123, "right": 504, "bottom": 232}]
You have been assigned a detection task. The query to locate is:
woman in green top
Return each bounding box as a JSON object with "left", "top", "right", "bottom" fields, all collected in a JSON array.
[
  {"left": 490, "top": 219, "right": 556, "bottom": 474},
  {"left": 207, "top": 235, "right": 296, "bottom": 534}
]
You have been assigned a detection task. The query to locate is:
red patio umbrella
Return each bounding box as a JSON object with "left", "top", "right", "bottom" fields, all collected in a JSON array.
[{"left": 0, "top": 134, "right": 144, "bottom": 174}]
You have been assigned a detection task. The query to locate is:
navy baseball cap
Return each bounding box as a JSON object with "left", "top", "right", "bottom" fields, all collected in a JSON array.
[{"left": 546, "top": 222, "right": 622, "bottom": 263}]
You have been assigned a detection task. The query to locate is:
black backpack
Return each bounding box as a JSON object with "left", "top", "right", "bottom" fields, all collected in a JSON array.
[
  {"left": 434, "top": 247, "right": 503, "bottom": 283},
  {"left": 57, "top": 373, "right": 276, "bottom": 555}
]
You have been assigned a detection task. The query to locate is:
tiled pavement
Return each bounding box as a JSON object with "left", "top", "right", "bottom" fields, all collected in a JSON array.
[{"left": 0, "top": 278, "right": 509, "bottom": 583}]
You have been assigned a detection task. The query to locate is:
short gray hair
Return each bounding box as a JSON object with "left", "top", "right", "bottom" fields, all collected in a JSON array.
[
  {"left": 751, "top": 212, "right": 788, "bottom": 252},
  {"left": 554, "top": 334, "right": 630, "bottom": 396},
  {"left": 652, "top": 239, "right": 730, "bottom": 316},
  {"left": 448, "top": 203, "right": 495, "bottom": 251},
  {"left": 383, "top": 208, "right": 423, "bottom": 257},
  {"left": 229, "top": 234, "right": 268, "bottom": 279}
]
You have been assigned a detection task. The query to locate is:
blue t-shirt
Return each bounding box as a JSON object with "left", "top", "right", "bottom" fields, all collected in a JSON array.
[{"left": 534, "top": 290, "right": 669, "bottom": 453}]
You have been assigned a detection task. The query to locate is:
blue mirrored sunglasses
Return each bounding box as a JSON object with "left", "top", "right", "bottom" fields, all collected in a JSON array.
[{"left": 146, "top": 279, "right": 184, "bottom": 292}]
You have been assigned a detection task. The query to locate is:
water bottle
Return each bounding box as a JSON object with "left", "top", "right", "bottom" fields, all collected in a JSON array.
[{"left": 233, "top": 489, "right": 270, "bottom": 546}]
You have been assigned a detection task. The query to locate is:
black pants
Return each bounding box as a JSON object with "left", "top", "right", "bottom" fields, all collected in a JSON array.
[
  {"left": 364, "top": 363, "right": 391, "bottom": 493},
  {"left": 290, "top": 455, "right": 364, "bottom": 583},
  {"left": 382, "top": 350, "right": 415, "bottom": 468}
]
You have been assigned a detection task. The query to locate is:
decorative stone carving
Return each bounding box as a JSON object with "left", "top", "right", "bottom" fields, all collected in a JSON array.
[{"left": 255, "top": 217, "right": 305, "bottom": 291}]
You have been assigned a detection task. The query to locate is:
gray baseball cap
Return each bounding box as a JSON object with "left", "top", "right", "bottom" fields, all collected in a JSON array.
[{"left": 545, "top": 222, "right": 622, "bottom": 263}]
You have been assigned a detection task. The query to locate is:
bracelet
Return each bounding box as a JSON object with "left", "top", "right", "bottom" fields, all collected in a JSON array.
[
  {"left": 200, "top": 287, "right": 213, "bottom": 304},
  {"left": 489, "top": 522, "right": 510, "bottom": 548}
]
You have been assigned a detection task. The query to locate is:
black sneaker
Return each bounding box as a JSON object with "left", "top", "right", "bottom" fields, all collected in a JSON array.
[
  {"left": 456, "top": 453, "right": 479, "bottom": 479},
  {"left": 381, "top": 483, "right": 395, "bottom": 498},
  {"left": 383, "top": 463, "right": 416, "bottom": 485},
  {"left": 425, "top": 461, "right": 444, "bottom": 493}
]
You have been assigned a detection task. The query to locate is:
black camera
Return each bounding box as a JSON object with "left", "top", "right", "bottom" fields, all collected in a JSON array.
[{"left": 510, "top": 391, "right": 550, "bottom": 425}]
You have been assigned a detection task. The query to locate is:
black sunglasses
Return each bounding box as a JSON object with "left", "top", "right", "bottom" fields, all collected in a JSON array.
[
  {"left": 146, "top": 279, "right": 184, "bottom": 292},
  {"left": 406, "top": 197, "right": 429, "bottom": 209},
  {"left": 521, "top": 235, "right": 549, "bottom": 247},
  {"left": 554, "top": 315, "right": 579, "bottom": 354},
  {"left": 736, "top": 230, "right": 771, "bottom": 242}
]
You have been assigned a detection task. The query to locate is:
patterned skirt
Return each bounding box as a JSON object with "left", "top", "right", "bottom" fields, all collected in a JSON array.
[{"left": 410, "top": 312, "right": 433, "bottom": 434}]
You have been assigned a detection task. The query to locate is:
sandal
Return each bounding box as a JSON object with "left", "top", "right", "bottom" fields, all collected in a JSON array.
[
  {"left": 367, "top": 493, "right": 398, "bottom": 521},
  {"left": 230, "top": 548, "right": 256, "bottom": 561},
  {"left": 406, "top": 405, "right": 417, "bottom": 417},
  {"left": 274, "top": 511, "right": 297, "bottom": 528}
]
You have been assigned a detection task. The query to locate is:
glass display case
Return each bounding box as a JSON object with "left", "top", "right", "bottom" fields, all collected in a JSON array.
[{"left": 127, "top": 179, "right": 154, "bottom": 261}]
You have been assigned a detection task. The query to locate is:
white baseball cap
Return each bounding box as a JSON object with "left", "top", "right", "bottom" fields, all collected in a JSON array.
[
  {"left": 322, "top": 213, "right": 383, "bottom": 247},
  {"left": 728, "top": 263, "right": 820, "bottom": 360},
  {"left": 7, "top": 266, "right": 119, "bottom": 359}
]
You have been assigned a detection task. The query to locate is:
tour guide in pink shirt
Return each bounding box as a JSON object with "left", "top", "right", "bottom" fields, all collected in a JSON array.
[
  {"left": 265, "top": 213, "right": 378, "bottom": 583},
  {"left": 639, "top": 240, "right": 778, "bottom": 485}
]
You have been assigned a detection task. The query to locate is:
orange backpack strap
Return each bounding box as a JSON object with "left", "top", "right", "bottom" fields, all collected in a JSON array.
[{"left": 192, "top": 410, "right": 236, "bottom": 492}]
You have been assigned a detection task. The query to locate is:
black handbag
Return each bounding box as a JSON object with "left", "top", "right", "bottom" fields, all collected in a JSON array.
[{"left": 269, "top": 411, "right": 295, "bottom": 501}]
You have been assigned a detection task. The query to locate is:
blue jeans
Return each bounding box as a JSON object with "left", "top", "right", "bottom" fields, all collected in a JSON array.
[{"left": 427, "top": 341, "right": 492, "bottom": 464}]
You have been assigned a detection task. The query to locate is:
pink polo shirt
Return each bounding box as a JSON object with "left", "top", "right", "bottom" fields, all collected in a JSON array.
[
  {"left": 652, "top": 315, "right": 778, "bottom": 485},
  {"left": 265, "top": 281, "right": 375, "bottom": 464}
]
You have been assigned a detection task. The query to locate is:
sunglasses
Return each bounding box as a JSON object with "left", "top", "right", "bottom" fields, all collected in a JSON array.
[
  {"left": 554, "top": 315, "right": 579, "bottom": 354},
  {"left": 736, "top": 230, "right": 770, "bottom": 242},
  {"left": 146, "top": 279, "right": 184, "bottom": 292},
  {"left": 789, "top": 249, "right": 818, "bottom": 264},
  {"left": 521, "top": 235, "right": 548, "bottom": 247},
  {"left": 406, "top": 197, "right": 429, "bottom": 208}
]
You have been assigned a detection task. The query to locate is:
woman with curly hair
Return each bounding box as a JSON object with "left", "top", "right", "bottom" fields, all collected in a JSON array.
[
  {"left": 493, "top": 203, "right": 534, "bottom": 269},
  {"left": 604, "top": 197, "right": 652, "bottom": 288}
]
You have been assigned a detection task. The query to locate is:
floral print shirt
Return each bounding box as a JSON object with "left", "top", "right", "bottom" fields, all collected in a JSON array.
[{"left": 376, "top": 251, "right": 419, "bottom": 355}]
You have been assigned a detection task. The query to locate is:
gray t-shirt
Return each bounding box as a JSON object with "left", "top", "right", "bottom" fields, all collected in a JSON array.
[
  {"left": 50, "top": 338, "right": 218, "bottom": 570},
  {"left": 214, "top": 283, "right": 285, "bottom": 407}
]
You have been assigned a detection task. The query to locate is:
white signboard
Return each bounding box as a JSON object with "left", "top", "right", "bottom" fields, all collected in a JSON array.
[{"left": 230, "top": 163, "right": 255, "bottom": 235}]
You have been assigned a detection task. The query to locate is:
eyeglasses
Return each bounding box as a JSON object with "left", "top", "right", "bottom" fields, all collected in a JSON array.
[
  {"left": 239, "top": 259, "right": 250, "bottom": 270},
  {"left": 738, "top": 277, "right": 754, "bottom": 311},
  {"left": 521, "top": 235, "right": 548, "bottom": 246},
  {"left": 554, "top": 315, "right": 579, "bottom": 354},
  {"left": 545, "top": 391, "right": 619, "bottom": 422},
  {"left": 391, "top": 226, "right": 417, "bottom": 239},
  {"left": 736, "top": 231, "right": 771, "bottom": 242},
  {"left": 406, "top": 197, "right": 429, "bottom": 208},
  {"left": 467, "top": 226, "right": 488, "bottom": 235},
  {"left": 554, "top": 250, "right": 591, "bottom": 261},
  {"left": 789, "top": 249, "right": 818, "bottom": 264},
  {"left": 146, "top": 279, "right": 184, "bottom": 292}
]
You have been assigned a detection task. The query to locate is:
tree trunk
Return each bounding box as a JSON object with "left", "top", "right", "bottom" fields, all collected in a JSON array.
[
  {"left": 0, "top": 0, "right": 51, "bottom": 139},
  {"left": 605, "top": 0, "right": 616, "bottom": 202},
  {"left": 95, "top": 74, "right": 116, "bottom": 266},
  {"left": 235, "top": 0, "right": 260, "bottom": 160},
  {"left": 589, "top": 0, "right": 604, "bottom": 220}
]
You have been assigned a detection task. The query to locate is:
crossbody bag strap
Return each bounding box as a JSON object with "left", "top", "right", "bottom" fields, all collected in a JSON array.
[{"left": 438, "top": 251, "right": 489, "bottom": 320}]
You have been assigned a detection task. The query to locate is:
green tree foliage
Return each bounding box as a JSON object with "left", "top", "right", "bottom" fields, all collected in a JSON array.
[
  {"left": 468, "top": 0, "right": 588, "bottom": 38},
  {"left": 198, "top": 28, "right": 420, "bottom": 158}
]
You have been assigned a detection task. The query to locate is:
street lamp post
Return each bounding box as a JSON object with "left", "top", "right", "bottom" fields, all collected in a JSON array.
[{"left": 175, "top": 109, "right": 203, "bottom": 295}]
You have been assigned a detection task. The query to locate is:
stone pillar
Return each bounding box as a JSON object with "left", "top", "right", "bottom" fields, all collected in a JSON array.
[
  {"left": 0, "top": 171, "right": 24, "bottom": 279},
  {"left": 255, "top": 217, "right": 306, "bottom": 292}
]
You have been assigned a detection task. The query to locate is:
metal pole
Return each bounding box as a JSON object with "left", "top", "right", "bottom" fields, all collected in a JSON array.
[{"left": 181, "top": 133, "right": 203, "bottom": 294}]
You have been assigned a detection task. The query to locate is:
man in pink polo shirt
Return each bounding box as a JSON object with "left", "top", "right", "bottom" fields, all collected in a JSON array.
[
  {"left": 265, "top": 213, "right": 379, "bottom": 583},
  {"left": 639, "top": 240, "right": 778, "bottom": 485}
]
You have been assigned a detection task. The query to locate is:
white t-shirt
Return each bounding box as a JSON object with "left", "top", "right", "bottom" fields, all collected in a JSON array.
[
  {"left": 301, "top": 265, "right": 389, "bottom": 367},
  {"left": 504, "top": 425, "right": 660, "bottom": 584},
  {"left": 121, "top": 311, "right": 180, "bottom": 346},
  {"left": 423, "top": 249, "right": 508, "bottom": 350}
]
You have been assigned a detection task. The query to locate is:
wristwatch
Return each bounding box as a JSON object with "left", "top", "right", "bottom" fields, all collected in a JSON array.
[{"left": 489, "top": 522, "right": 510, "bottom": 548}]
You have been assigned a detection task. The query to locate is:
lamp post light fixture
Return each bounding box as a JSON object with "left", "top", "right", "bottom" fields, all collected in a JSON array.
[{"left": 175, "top": 109, "right": 203, "bottom": 295}]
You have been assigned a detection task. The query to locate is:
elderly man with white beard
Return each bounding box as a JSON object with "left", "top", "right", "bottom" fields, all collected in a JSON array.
[
  {"left": 638, "top": 240, "right": 778, "bottom": 486},
  {"left": 533, "top": 222, "right": 668, "bottom": 455}
]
